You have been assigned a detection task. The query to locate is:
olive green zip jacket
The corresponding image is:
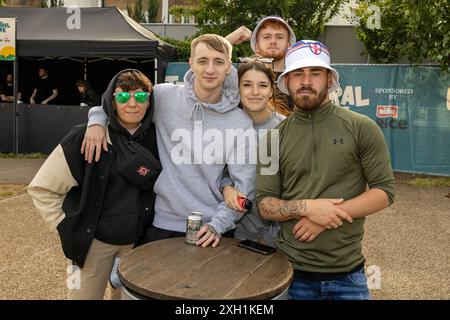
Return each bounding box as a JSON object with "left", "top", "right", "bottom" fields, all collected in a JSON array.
[{"left": 256, "top": 102, "right": 395, "bottom": 273}]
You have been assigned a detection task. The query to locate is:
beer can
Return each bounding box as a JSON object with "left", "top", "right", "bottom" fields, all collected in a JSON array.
[{"left": 186, "top": 212, "right": 202, "bottom": 244}]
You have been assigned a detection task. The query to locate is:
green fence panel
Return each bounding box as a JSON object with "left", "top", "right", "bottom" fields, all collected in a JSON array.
[
  {"left": 333, "top": 65, "right": 450, "bottom": 176},
  {"left": 164, "top": 63, "right": 450, "bottom": 176}
]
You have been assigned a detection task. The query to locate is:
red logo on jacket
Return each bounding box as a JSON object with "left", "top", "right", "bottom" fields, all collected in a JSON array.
[{"left": 137, "top": 166, "right": 150, "bottom": 176}]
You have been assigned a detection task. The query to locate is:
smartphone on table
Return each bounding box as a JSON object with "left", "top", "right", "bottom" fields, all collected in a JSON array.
[{"left": 237, "top": 239, "right": 276, "bottom": 255}]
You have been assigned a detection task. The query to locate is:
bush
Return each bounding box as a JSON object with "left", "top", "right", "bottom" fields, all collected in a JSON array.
[{"left": 160, "top": 36, "right": 192, "bottom": 62}]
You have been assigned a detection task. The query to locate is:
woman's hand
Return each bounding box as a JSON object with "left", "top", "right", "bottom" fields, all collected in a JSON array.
[{"left": 223, "top": 185, "right": 246, "bottom": 212}]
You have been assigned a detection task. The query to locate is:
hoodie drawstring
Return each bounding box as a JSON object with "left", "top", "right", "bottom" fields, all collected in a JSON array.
[{"left": 190, "top": 101, "right": 205, "bottom": 123}]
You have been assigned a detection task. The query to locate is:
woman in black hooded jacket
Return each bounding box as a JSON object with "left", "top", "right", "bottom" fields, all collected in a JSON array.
[{"left": 28, "top": 69, "right": 161, "bottom": 300}]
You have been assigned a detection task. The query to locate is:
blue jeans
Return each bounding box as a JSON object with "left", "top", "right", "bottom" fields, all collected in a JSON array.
[{"left": 288, "top": 267, "right": 371, "bottom": 300}]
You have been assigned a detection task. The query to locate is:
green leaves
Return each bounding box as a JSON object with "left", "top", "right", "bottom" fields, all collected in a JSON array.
[
  {"left": 353, "top": 0, "right": 449, "bottom": 71},
  {"left": 190, "top": 0, "right": 346, "bottom": 60},
  {"left": 40, "top": 0, "right": 64, "bottom": 7}
]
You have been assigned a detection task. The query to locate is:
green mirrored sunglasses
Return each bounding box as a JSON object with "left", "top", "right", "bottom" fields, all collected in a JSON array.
[{"left": 114, "top": 91, "right": 150, "bottom": 104}]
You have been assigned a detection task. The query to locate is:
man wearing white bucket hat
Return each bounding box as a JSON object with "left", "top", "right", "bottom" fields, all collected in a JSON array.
[
  {"left": 256, "top": 40, "right": 395, "bottom": 300},
  {"left": 226, "top": 16, "right": 296, "bottom": 115}
]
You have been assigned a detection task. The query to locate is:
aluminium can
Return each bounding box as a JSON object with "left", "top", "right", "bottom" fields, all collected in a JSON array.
[{"left": 186, "top": 212, "right": 202, "bottom": 244}]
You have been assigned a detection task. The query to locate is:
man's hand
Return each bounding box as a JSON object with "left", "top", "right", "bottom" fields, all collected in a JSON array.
[
  {"left": 225, "top": 26, "right": 252, "bottom": 45},
  {"left": 80, "top": 124, "right": 108, "bottom": 163},
  {"left": 304, "top": 199, "right": 353, "bottom": 229},
  {"left": 223, "top": 185, "right": 246, "bottom": 212},
  {"left": 41, "top": 100, "right": 48, "bottom": 105},
  {"left": 292, "top": 217, "right": 326, "bottom": 242},
  {"left": 196, "top": 224, "right": 221, "bottom": 248}
]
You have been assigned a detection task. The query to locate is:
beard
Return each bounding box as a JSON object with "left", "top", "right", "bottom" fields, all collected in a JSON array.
[
  {"left": 290, "top": 85, "right": 328, "bottom": 111},
  {"left": 257, "top": 47, "right": 286, "bottom": 61}
]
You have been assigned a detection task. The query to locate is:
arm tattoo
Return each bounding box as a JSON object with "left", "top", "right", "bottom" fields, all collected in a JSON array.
[{"left": 260, "top": 198, "right": 307, "bottom": 219}]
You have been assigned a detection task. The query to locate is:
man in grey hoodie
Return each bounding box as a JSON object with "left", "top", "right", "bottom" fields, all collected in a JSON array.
[{"left": 81, "top": 34, "right": 255, "bottom": 248}]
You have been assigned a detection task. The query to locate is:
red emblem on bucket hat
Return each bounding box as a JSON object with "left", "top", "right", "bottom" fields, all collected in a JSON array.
[{"left": 309, "top": 42, "right": 322, "bottom": 55}]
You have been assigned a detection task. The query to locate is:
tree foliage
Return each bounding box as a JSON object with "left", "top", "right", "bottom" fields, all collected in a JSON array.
[
  {"left": 174, "top": 0, "right": 346, "bottom": 60},
  {"left": 147, "top": 0, "right": 160, "bottom": 23},
  {"left": 127, "top": 0, "right": 146, "bottom": 23},
  {"left": 353, "top": 0, "right": 449, "bottom": 71},
  {"left": 41, "top": 0, "right": 64, "bottom": 7},
  {"left": 191, "top": 0, "right": 344, "bottom": 38},
  {"left": 160, "top": 36, "right": 192, "bottom": 62},
  {"left": 127, "top": 0, "right": 160, "bottom": 23}
]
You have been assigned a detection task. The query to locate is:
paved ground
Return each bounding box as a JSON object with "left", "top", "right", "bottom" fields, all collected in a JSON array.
[{"left": 0, "top": 159, "right": 449, "bottom": 300}]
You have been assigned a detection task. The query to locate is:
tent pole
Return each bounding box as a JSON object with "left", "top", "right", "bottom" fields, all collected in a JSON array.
[
  {"left": 13, "top": 19, "right": 19, "bottom": 155},
  {"left": 13, "top": 58, "right": 18, "bottom": 154},
  {"left": 84, "top": 57, "right": 87, "bottom": 80},
  {"left": 154, "top": 58, "right": 158, "bottom": 84}
]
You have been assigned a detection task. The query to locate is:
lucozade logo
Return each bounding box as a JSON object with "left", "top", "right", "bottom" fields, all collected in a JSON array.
[{"left": 376, "top": 105, "right": 398, "bottom": 118}]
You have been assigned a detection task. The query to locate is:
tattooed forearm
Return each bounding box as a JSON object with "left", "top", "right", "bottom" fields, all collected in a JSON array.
[{"left": 259, "top": 197, "right": 307, "bottom": 221}]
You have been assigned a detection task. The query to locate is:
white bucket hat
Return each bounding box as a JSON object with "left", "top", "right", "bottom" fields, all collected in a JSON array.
[
  {"left": 250, "top": 16, "right": 296, "bottom": 53},
  {"left": 277, "top": 40, "right": 340, "bottom": 95}
]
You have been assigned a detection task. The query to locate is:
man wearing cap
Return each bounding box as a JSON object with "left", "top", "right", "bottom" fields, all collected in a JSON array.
[
  {"left": 226, "top": 16, "right": 296, "bottom": 115},
  {"left": 256, "top": 40, "right": 395, "bottom": 300}
]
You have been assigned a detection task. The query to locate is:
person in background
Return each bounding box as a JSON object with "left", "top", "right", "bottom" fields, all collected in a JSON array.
[
  {"left": 76, "top": 79, "right": 100, "bottom": 106},
  {"left": 226, "top": 16, "right": 296, "bottom": 116},
  {"left": 30, "top": 66, "right": 58, "bottom": 105},
  {"left": 28, "top": 69, "right": 160, "bottom": 299},
  {"left": 0, "top": 73, "right": 21, "bottom": 102}
]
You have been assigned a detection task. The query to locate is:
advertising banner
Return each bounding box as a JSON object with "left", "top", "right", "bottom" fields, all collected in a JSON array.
[
  {"left": 332, "top": 65, "right": 450, "bottom": 176},
  {"left": 0, "top": 18, "right": 16, "bottom": 61}
]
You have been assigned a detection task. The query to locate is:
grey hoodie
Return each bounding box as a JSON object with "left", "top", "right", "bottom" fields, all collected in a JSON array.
[{"left": 88, "top": 67, "right": 255, "bottom": 234}]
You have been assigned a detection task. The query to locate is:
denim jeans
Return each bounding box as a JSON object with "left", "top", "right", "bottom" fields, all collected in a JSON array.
[{"left": 288, "top": 266, "right": 371, "bottom": 300}]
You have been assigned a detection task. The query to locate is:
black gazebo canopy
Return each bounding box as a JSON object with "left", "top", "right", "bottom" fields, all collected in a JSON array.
[{"left": 0, "top": 6, "right": 177, "bottom": 60}]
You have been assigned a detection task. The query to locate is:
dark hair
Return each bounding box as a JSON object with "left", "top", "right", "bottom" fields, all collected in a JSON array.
[
  {"left": 238, "top": 57, "right": 277, "bottom": 111},
  {"left": 76, "top": 79, "right": 91, "bottom": 90},
  {"left": 114, "top": 70, "right": 153, "bottom": 92},
  {"left": 238, "top": 57, "right": 275, "bottom": 84}
]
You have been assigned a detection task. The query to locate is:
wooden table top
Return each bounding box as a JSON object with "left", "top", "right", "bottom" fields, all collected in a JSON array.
[{"left": 118, "top": 237, "right": 293, "bottom": 300}]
